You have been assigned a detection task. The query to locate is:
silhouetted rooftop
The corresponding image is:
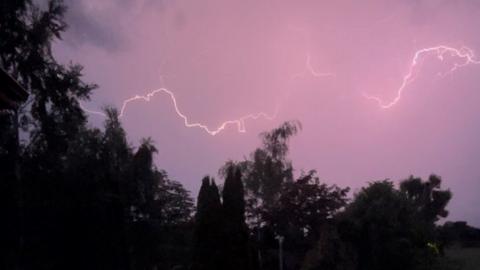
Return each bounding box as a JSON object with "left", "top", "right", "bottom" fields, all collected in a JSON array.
[{"left": 0, "top": 68, "right": 28, "bottom": 111}]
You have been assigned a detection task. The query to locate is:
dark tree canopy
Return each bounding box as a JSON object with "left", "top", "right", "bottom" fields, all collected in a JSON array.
[
  {"left": 272, "top": 170, "right": 349, "bottom": 242},
  {"left": 400, "top": 174, "right": 452, "bottom": 223},
  {"left": 220, "top": 122, "right": 351, "bottom": 270},
  {"left": 224, "top": 121, "right": 300, "bottom": 228},
  {"left": 305, "top": 177, "right": 452, "bottom": 270},
  {"left": 192, "top": 176, "right": 224, "bottom": 270},
  {"left": 0, "top": 4, "right": 195, "bottom": 266},
  {"left": 222, "top": 166, "right": 251, "bottom": 270}
]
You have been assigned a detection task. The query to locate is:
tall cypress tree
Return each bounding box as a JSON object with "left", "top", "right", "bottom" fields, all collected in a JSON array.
[
  {"left": 192, "top": 176, "right": 223, "bottom": 270},
  {"left": 222, "top": 167, "right": 251, "bottom": 270}
]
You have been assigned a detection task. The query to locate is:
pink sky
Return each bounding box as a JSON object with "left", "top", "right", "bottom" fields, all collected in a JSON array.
[{"left": 53, "top": 0, "right": 480, "bottom": 226}]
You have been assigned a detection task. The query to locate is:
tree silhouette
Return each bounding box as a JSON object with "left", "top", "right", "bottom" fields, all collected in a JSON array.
[
  {"left": 155, "top": 170, "right": 195, "bottom": 227},
  {"left": 222, "top": 165, "right": 251, "bottom": 270},
  {"left": 339, "top": 181, "right": 417, "bottom": 270},
  {"left": 322, "top": 178, "right": 453, "bottom": 270},
  {"left": 192, "top": 176, "right": 223, "bottom": 270},
  {"left": 400, "top": 175, "right": 452, "bottom": 224},
  {"left": 0, "top": 1, "right": 99, "bottom": 268},
  {"left": 221, "top": 121, "right": 300, "bottom": 236}
]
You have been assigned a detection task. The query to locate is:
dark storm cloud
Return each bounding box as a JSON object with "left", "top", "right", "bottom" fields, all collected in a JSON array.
[
  {"left": 58, "top": 0, "right": 175, "bottom": 50},
  {"left": 61, "top": 0, "right": 123, "bottom": 50},
  {"left": 34, "top": 0, "right": 182, "bottom": 50}
]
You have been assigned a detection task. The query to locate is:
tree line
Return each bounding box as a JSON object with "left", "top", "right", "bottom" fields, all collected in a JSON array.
[{"left": 0, "top": 1, "right": 473, "bottom": 270}]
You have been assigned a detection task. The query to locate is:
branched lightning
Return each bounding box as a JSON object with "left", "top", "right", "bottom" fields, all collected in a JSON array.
[
  {"left": 81, "top": 48, "right": 333, "bottom": 136},
  {"left": 79, "top": 103, "right": 109, "bottom": 117},
  {"left": 80, "top": 25, "right": 339, "bottom": 136},
  {"left": 364, "top": 45, "right": 480, "bottom": 109},
  {"left": 81, "top": 88, "right": 279, "bottom": 136},
  {"left": 81, "top": 45, "right": 479, "bottom": 134}
]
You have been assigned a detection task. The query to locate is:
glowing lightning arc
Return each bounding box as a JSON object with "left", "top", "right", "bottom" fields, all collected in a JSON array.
[
  {"left": 81, "top": 50, "right": 333, "bottom": 136},
  {"left": 80, "top": 26, "right": 336, "bottom": 136},
  {"left": 306, "top": 54, "right": 336, "bottom": 78},
  {"left": 364, "top": 45, "right": 480, "bottom": 109},
  {"left": 81, "top": 88, "right": 278, "bottom": 136},
  {"left": 292, "top": 53, "right": 336, "bottom": 79}
]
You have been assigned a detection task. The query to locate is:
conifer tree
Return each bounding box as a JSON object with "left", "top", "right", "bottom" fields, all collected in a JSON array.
[
  {"left": 192, "top": 176, "right": 223, "bottom": 270},
  {"left": 222, "top": 166, "right": 251, "bottom": 270}
]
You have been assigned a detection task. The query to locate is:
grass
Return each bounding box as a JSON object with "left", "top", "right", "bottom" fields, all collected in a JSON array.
[{"left": 439, "top": 247, "right": 480, "bottom": 270}]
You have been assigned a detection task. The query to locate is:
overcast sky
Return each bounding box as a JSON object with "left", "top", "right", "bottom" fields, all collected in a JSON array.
[{"left": 52, "top": 0, "right": 480, "bottom": 226}]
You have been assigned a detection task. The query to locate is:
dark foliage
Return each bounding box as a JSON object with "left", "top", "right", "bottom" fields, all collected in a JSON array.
[
  {"left": 303, "top": 178, "right": 452, "bottom": 270},
  {"left": 0, "top": 2, "right": 194, "bottom": 269},
  {"left": 222, "top": 166, "right": 251, "bottom": 270},
  {"left": 438, "top": 221, "right": 480, "bottom": 249},
  {"left": 192, "top": 177, "right": 223, "bottom": 270}
]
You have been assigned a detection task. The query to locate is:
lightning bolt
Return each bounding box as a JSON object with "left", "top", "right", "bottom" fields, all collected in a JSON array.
[
  {"left": 306, "top": 54, "right": 336, "bottom": 78},
  {"left": 292, "top": 53, "right": 336, "bottom": 79},
  {"left": 81, "top": 88, "right": 279, "bottom": 136},
  {"left": 364, "top": 45, "right": 480, "bottom": 109},
  {"left": 81, "top": 50, "right": 332, "bottom": 136},
  {"left": 80, "top": 26, "right": 337, "bottom": 136}
]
